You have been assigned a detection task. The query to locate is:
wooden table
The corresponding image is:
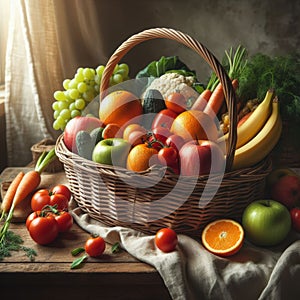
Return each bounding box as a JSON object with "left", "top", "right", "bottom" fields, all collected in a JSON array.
[{"left": 0, "top": 168, "right": 172, "bottom": 300}]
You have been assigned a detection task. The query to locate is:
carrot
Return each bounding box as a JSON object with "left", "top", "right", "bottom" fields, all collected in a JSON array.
[
  {"left": 0, "top": 171, "right": 24, "bottom": 220},
  {"left": 11, "top": 149, "right": 56, "bottom": 209},
  {"left": 191, "top": 89, "right": 212, "bottom": 111},
  {"left": 203, "top": 79, "right": 238, "bottom": 119},
  {"left": 0, "top": 148, "right": 57, "bottom": 243},
  {"left": 12, "top": 170, "right": 41, "bottom": 209}
]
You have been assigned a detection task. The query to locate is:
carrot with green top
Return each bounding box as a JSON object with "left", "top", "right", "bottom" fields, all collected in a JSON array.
[
  {"left": 0, "top": 148, "right": 57, "bottom": 243},
  {"left": 203, "top": 79, "right": 239, "bottom": 119}
]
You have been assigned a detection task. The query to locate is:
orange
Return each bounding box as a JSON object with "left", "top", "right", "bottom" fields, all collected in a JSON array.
[
  {"left": 201, "top": 219, "right": 244, "bottom": 257},
  {"left": 99, "top": 90, "right": 143, "bottom": 127},
  {"left": 127, "top": 143, "right": 158, "bottom": 172},
  {"left": 123, "top": 123, "right": 147, "bottom": 141},
  {"left": 170, "top": 110, "right": 219, "bottom": 142}
]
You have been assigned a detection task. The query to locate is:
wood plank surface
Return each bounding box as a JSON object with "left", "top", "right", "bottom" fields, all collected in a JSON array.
[{"left": 0, "top": 168, "right": 172, "bottom": 300}]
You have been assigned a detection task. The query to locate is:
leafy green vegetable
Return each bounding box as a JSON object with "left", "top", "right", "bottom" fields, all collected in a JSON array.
[
  {"left": 135, "top": 56, "right": 205, "bottom": 94},
  {"left": 237, "top": 52, "right": 300, "bottom": 149},
  {"left": 136, "top": 56, "right": 196, "bottom": 79},
  {"left": 237, "top": 53, "right": 300, "bottom": 122}
]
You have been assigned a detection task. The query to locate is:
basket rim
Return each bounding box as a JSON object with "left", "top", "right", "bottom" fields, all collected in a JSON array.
[{"left": 55, "top": 133, "right": 272, "bottom": 183}]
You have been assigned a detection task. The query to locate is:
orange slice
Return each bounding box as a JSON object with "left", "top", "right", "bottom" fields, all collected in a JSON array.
[{"left": 201, "top": 219, "right": 244, "bottom": 257}]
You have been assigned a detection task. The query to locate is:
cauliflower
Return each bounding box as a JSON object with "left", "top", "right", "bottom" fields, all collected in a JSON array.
[{"left": 143, "top": 72, "right": 199, "bottom": 106}]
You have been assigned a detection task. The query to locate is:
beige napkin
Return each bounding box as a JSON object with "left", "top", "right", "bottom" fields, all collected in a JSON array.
[{"left": 70, "top": 200, "right": 300, "bottom": 300}]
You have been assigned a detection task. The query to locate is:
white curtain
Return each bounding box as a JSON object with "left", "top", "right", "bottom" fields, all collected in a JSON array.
[
  {"left": 4, "top": 0, "right": 300, "bottom": 167},
  {"left": 4, "top": 0, "right": 107, "bottom": 166}
]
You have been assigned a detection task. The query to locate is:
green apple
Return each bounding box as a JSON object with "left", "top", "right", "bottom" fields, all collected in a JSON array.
[
  {"left": 92, "top": 138, "right": 131, "bottom": 168},
  {"left": 266, "top": 168, "right": 298, "bottom": 189},
  {"left": 242, "top": 200, "right": 291, "bottom": 247}
]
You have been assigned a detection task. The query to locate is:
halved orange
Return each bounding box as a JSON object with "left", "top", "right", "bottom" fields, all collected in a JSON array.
[{"left": 201, "top": 219, "right": 244, "bottom": 257}]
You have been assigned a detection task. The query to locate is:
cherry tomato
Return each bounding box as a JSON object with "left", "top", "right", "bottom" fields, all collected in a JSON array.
[
  {"left": 31, "top": 189, "right": 51, "bottom": 211},
  {"left": 165, "top": 134, "right": 185, "bottom": 154},
  {"left": 51, "top": 184, "right": 72, "bottom": 201},
  {"left": 148, "top": 135, "right": 163, "bottom": 151},
  {"left": 165, "top": 92, "right": 187, "bottom": 114},
  {"left": 155, "top": 228, "right": 178, "bottom": 253},
  {"left": 85, "top": 236, "right": 106, "bottom": 257},
  {"left": 53, "top": 211, "right": 73, "bottom": 232},
  {"left": 151, "top": 109, "right": 178, "bottom": 130},
  {"left": 49, "top": 193, "right": 69, "bottom": 211},
  {"left": 290, "top": 207, "right": 300, "bottom": 232},
  {"left": 27, "top": 213, "right": 59, "bottom": 245},
  {"left": 151, "top": 127, "right": 172, "bottom": 145},
  {"left": 128, "top": 130, "right": 148, "bottom": 147}
]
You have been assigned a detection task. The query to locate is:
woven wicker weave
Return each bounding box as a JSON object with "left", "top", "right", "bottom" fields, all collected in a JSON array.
[
  {"left": 31, "top": 138, "right": 63, "bottom": 173},
  {"left": 55, "top": 28, "right": 272, "bottom": 237}
]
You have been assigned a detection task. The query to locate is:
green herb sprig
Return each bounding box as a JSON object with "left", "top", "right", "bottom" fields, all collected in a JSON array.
[{"left": 0, "top": 230, "right": 37, "bottom": 261}]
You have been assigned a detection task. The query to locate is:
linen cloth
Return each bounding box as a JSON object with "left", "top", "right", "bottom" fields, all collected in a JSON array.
[{"left": 70, "top": 200, "right": 300, "bottom": 300}]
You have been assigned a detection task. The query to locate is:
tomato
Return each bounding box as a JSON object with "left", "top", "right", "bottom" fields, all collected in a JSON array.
[
  {"left": 85, "top": 236, "right": 106, "bottom": 257},
  {"left": 31, "top": 189, "right": 51, "bottom": 211},
  {"left": 290, "top": 207, "right": 300, "bottom": 232},
  {"left": 165, "top": 134, "right": 185, "bottom": 154},
  {"left": 165, "top": 92, "right": 187, "bottom": 114},
  {"left": 27, "top": 213, "right": 59, "bottom": 245},
  {"left": 53, "top": 211, "right": 73, "bottom": 232},
  {"left": 151, "top": 109, "right": 178, "bottom": 130},
  {"left": 151, "top": 127, "right": 172, "bottom": 145},
  {"left": 31, "top": 187, "right": 69, "bottom": 211},
  {"left": 148, "top": 135, "right": 163, "bottom": 151},
  {"left": 51, "top": 184, "right": 72, "bottom": 201},
  {"left": 26, "top": 211, "right": 40, "bottom": 230},
  {"left": 158, "top": 147, "right": 179, "bottom": 174},
  {"left": 155, "top": 228, "right": 178, "bottom": 253},
  {"left": 49, "top": 193, "right": 69, "bottom": 210},
  {"left": 128, "top": 130, "right": 148, "bottom": 147}
]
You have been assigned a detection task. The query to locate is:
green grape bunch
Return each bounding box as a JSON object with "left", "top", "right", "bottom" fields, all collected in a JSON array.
[{"left": 52, "top": 63, "right": 130, "bottom": 131}]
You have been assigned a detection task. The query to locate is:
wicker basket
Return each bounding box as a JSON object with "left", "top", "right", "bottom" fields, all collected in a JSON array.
[
  {"left": 270, "top": 120, "right": 300, "bottom": 168},
  {"left": 55, "top": 28, "right": 272, "bottom": 237},
  {"left": 31, "top": 138, "right": 63, "bottom": 173}
]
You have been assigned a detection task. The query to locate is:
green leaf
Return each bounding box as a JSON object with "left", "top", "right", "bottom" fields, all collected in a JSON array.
[
  {"left": 136, "top": 56, "right": 196, "bottom": 79},
  {"left": 111, "top": 242, "right": 121, "bottom": 254},
  {"left": 70, "top": 255, "right": 87, "bottom": 269},
  {"left": 71, "top": 247, "right": 85, "bottom": 256}
]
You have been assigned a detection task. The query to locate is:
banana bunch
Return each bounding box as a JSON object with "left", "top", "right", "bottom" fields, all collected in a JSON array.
[{"left": 218, "top": 89, "right": 282, "bottom": 170}]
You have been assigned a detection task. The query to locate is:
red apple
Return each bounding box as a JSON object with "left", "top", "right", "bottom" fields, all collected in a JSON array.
[
  {"left": 270, "top": 175, "right": 300, "bottom": 209},
  {"left": 63, "top": 116, "right": 104, "bottom": 153},
  {"left": 179, "top": 140, "right": 225, "bottom": 176},
  {"left": 290, "top": 207, "right": 300, "bottom": 233},
  {"left": 165, "top": 134, "right": 185, "bottom": 154},
  {"left": 266, "top": 168, "right": 297, "bottom": 190}
]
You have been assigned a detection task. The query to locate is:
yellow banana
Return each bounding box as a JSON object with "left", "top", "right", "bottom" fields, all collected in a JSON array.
[
  {"left": 232, "top": 97, "right": 282, "bottom": 170},
  {"left": 218, "top": 89, "right": 274, "bottom": 149}
]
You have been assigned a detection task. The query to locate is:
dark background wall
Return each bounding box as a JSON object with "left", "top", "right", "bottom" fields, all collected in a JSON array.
[{"left": 57, "top": 0, "right": 300, "bottom": 83}]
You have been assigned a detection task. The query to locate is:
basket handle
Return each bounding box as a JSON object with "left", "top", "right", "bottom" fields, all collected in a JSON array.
[{"left": 99, "top": 27, "right": 237, "bottom": 171}]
